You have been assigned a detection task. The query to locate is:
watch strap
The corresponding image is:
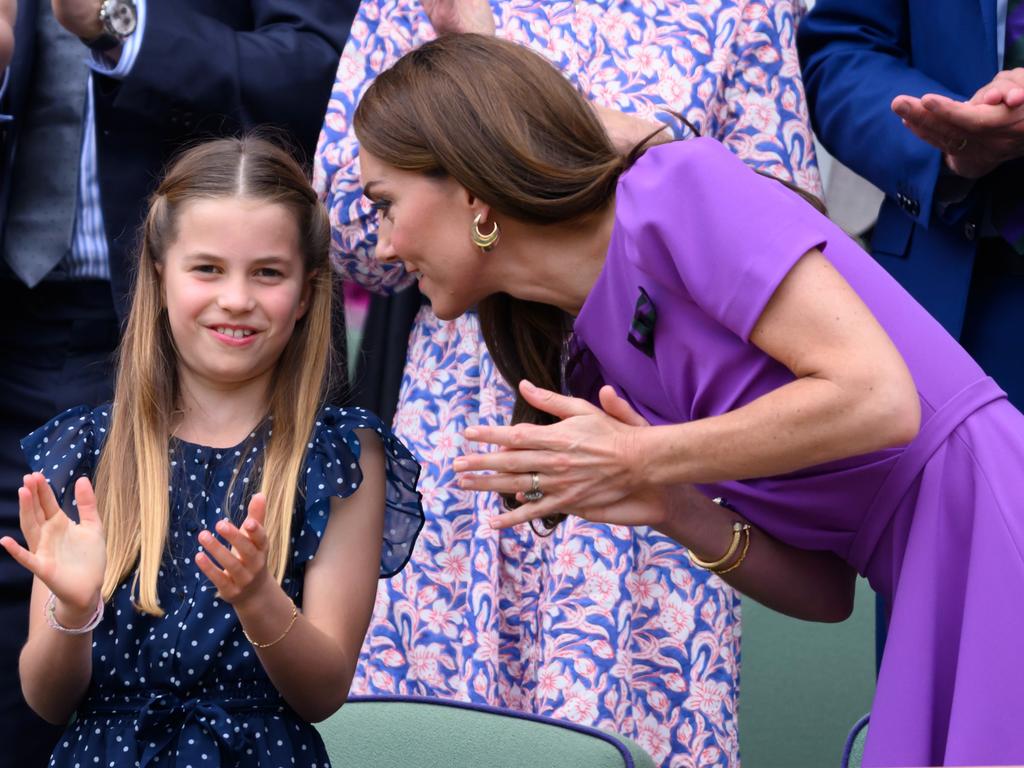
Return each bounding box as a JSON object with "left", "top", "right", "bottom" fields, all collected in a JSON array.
[{"left": 79, "top": 32, "right": 122, "bottom": 52}]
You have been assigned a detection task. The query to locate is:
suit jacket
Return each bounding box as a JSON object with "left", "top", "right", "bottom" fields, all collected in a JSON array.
[
  {"left": 798, "top": 0, "right": 1016, "bottom": 337},
  {"left": 0, "top": 0, "right": 357, "bottom": 313}
]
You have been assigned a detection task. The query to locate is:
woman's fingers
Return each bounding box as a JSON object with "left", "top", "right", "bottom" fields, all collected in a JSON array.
[
  {"left": 455, "top": 449, "right": 556, "bottom": 474},
  {"left": 598, "top": 385, "right": 649, "bottom": 427},
  {"left": 518, "top": 380, "right": 598, "bottom": 420},
  {"left": 74, "top": 477, "right": 101, "bottom": 527},
  {"left": 459, "top": 471, "right": 540, "bottom": 494}
]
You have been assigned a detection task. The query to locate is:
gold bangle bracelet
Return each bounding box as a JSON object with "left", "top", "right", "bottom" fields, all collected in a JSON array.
[
  {"left": 687, "top": 522, "right": 752, "bottom": 573},
  {"left": 713, "top": 525, "right": 751, "bottom": 575},
  {"left": 243, "top": 603, "right": 300, "bottom": 649}
]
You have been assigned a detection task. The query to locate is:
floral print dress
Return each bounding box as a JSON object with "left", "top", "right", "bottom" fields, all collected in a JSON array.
[{"left": 315, "top": 2, "right": 821, "bottom": 765}]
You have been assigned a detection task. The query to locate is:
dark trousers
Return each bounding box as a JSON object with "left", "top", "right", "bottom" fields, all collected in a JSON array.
[
  {"left": 0, "top": 279, "right": 119, "bottom": 768},
  {"left": 960, "top": 239, "right": 1024, "bottom": 409}
]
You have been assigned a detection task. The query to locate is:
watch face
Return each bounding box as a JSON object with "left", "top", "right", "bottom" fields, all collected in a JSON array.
[{"left": 101, "top": 0, "right": 137, "bottom": 37}]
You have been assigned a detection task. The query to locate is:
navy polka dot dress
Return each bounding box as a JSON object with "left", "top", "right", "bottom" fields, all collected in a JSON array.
[{"left": 22, "top": 404, "right": 424, "bottom": 768}]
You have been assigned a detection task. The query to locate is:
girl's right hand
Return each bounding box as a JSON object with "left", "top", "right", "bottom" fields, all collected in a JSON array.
[
  {"left": 421, "top": 0, "right": 495, "bottom": 36},
  {"left": 0, "top": 473, "right": 106, "bottom": 619}
]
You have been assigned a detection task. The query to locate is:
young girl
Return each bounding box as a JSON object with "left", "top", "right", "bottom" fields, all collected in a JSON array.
[{"left": 0, "top": 137, "right": 424, "bottom": 767}]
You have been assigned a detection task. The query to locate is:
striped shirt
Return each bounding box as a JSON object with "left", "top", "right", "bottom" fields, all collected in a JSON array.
[{"left": 66, "top": 0, "right": 147, "bottom": 280}]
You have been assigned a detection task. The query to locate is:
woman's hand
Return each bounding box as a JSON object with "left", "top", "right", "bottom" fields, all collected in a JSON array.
[
  {"left": 196, "top": 493, "right": 271, "bottom": 608},
  {"left": 457, "top": 382, "right": 657, "bottom": 525},
  {"left": 0, "top": 473, "right": 106, "bottom": 623},
  {"left": 421, "top": 0, "right": 495, "bottom": 36}
]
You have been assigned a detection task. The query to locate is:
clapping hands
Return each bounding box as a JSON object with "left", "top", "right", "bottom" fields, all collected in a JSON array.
[
  {"left": 893, "top": 69, "right": 1024, "bottom": 178},
  {"left": 0, "top": 473, "right": 106, "bottom": 625},
  {"left": 195, "top": 493, "right": 271, "bottom": 608}
]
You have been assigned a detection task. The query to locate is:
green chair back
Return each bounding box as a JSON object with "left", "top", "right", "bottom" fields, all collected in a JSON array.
[
  {"left": 842, "top": 714, "right": 870, "bottom": 768},
  {"left": 316, "top": 695, "right": 656, "bottom": 768}
]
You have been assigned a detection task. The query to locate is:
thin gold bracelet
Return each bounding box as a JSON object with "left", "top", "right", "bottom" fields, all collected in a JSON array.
[
  {"left": 243, "top": 603, "right": 299, "bottom": 649},
  {"left": 687, "top": 521, "right": 752, "bottom": 573},
  {"left": 713, "top": 525, "right": 751, "bottom": 575}
]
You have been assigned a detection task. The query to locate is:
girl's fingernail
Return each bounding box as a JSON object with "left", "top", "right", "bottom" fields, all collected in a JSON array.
[
  {"left": 453, "top": 459, "right": 467, "bottom": 471},
  {"left": 463, "top": 428, "right": 479, "bottom": 439},
  {"left": 521, "top": 380, "right": 535, "bottom": 391},
  {"left": 245, "top": 520, "right": 257, "bottom": 531}
]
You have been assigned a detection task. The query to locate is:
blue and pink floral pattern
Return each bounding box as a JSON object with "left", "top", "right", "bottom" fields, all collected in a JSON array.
[{"left": 315, "top": 3, "right": 820, "bottom": 765}]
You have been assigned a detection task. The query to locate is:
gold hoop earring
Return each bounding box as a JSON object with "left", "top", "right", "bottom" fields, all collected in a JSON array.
[{"left": 471, "top": 213, "right": 500, "bottom": 252}]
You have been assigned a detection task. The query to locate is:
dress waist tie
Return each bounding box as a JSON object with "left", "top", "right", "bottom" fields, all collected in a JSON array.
[
  {"left": 847, "top": 376, "right": 1006, "bottom": 576},
  {"left": 81, "top": 690, "right": 283, "bottom": 766}
]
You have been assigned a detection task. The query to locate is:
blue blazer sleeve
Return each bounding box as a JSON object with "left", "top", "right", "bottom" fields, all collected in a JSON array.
[
  {"left": 100, "top": 0, "right": 358, "bottom": 159},
  {"left": 797, "top": 0, "right": 992, "bottom": 228}
]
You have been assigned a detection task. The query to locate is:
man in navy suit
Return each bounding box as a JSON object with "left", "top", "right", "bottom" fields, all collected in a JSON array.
[
  {"left": 0, "top": 1, "right": 355, "bottom": 764},
  {"left": 799, "top": 0, "right": 1024, "bottom": 408}
]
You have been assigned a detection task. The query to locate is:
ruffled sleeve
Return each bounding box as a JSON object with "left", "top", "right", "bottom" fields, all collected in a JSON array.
[
  {"left": 295, "top": 405, "right": 423, "bottom": 578},
  {"left": 20, "top": 405, "right": 110, "bottom": 516}
]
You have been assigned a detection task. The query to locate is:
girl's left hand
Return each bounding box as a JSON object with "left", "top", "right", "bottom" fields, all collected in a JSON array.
[
  {"left": 456, "top": 381, "right": 651, "bottom": 522},
  {"left": 196, "top": 493, "right": 270, "bottom": 607}
]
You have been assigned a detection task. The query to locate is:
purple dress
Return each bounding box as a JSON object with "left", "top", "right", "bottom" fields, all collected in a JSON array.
[{"left": 573, "top": 138, "right": 1024, "bottom": 767}]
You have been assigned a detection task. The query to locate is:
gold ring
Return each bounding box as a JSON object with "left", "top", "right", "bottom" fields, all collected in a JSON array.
[{"left": 523, "top": 472, "right": 544, "bottom": 502}]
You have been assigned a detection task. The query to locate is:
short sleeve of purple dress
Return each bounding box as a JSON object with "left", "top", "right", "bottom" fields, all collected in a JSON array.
[{"left": 572, "top": 138, "right": 1024, "bottom": 768}]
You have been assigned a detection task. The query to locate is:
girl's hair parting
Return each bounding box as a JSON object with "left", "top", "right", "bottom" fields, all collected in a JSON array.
[{"left": 95, "top": 135, "right": 333, "bottom": 615}]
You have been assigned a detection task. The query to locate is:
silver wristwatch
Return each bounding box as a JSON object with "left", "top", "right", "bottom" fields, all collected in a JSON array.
[{"left": 81, "top": 0, "right": 138, "bottom": 52}]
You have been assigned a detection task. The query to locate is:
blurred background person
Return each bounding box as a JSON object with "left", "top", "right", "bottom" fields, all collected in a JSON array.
[{"left": 800, "top": 0, "right": 1024, "bottom": 409}]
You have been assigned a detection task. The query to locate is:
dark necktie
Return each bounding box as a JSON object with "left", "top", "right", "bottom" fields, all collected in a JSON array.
[{"left": 1, "top": 3, "right": 88, "bottom": 286}]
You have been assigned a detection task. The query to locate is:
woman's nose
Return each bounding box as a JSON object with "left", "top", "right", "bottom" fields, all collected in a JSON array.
[{"left": 375, "top": 228, "right": 399, "bottom": 263}]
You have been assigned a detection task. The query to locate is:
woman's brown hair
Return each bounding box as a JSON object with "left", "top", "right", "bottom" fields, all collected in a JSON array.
[
  {"left": 355, "top": 34, "right": 630, "bottom": 432},
  {"left": 96, "top": 136, "right": 334, "bottom": 615},
  {"left": 354, "top": 34, "right": 824, "bottom": 434}
]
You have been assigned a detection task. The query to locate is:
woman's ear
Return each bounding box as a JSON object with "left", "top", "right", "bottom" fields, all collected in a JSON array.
[{"left": 464, "top": 188, "right": 491, "bottom": 224}]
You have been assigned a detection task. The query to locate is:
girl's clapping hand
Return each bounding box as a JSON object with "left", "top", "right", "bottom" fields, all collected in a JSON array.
[
  {"left": 196, "top": 493, "right": 271, "bottom": 606},
  {"left": 0, "top": 473, "right": 106, "bottom": 616}
]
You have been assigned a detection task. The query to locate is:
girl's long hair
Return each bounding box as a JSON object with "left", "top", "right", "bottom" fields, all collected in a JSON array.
[{"left": 94, "top": 136, "right": 333, "bottom": 615}]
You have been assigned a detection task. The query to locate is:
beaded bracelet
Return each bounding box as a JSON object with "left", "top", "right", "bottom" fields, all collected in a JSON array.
[
  {"left": 242, "top": 603, "right": 300, "bottom": 649},
  {"left": 45, "top": 591, "right": 105, "bottom": 634}
]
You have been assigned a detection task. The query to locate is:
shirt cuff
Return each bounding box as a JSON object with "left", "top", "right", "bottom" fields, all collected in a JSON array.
[{"left": 88, "top": 0, "right": 147, "bottom": 79}]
